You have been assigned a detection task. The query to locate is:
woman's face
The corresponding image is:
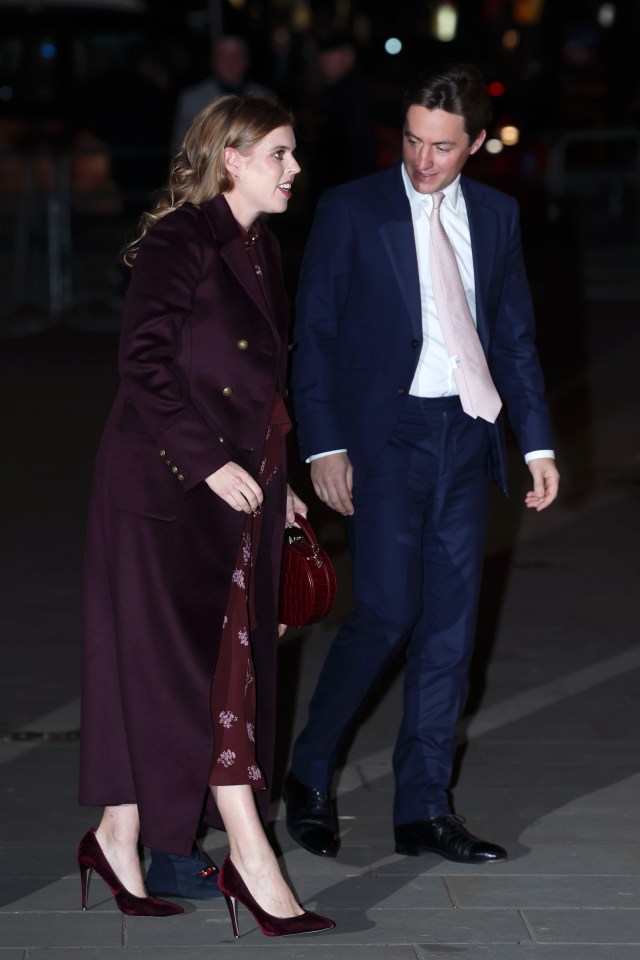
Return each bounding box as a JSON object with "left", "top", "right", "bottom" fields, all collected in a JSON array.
[{"left": 225, "top": 125, "right": 300, "bottom": 228}]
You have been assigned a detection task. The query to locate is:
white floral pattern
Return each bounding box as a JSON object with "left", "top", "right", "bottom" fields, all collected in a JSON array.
[
  {"left": 218, "top": 749, "right": 236, "bottom": 768},
  {"left": 232, "top": 568, "right": 245, "bottom": 589},
  {"left": 246, "top": 722, "right": 255, "bottom": 742},
  {"left": 219, "top": 710, "right": 237, "bottom": 729},
  {"left": 238, "top": 627, "right": 248, "bottom": 646},
  {"left": 248, "top": 765, "right": 262, "bottom": 782},
  {"left": 242, "top": 532, "right": 251, "bottom": 566}
]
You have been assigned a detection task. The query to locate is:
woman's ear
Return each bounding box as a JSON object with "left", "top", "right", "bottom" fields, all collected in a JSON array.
[{"left": 224, "top": 146, "right": 241, "bottom": 181}]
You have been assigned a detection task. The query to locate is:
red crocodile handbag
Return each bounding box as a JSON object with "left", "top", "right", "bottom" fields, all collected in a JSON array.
[{"left": 279, "top": 513, "right": 337, "bottom": 627}]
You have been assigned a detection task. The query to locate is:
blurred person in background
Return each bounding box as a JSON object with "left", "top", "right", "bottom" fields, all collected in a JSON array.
[
  {"left": 171, "top": 37, "right": 274, "bottom": 153},
  {"left": 302, "top": 30, "right": 377, "bottom": 207}
]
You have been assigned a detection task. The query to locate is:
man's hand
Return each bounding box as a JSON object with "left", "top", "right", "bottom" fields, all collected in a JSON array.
[
  {"left": 525, "top": 457, "right": 560, "bottom": 512},
  {"left": 310, "top": 452, "right": 354, "bottom": 516},
  {"left": 205, "top": 462, "right": 263, "bottom": 513}
]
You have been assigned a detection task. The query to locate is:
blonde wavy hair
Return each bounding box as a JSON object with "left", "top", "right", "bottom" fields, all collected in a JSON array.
[{"left": 123, "top": 94, "right": 293, "bottom": 265}]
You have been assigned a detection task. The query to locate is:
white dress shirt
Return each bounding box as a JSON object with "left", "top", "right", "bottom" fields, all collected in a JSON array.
[{"left": 403, "top": 166, "right": 475, "bottom": 398}]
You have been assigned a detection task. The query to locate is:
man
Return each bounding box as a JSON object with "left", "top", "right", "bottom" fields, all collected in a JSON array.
[
  {"left": 285, "top": 63, "right": 559, "bottom": 864},
  {"left": 171, "top": 36, "right": 273, "bottom": 152},
  {"left": 305, "top": 31, "right": 377, "bottom": 205}
]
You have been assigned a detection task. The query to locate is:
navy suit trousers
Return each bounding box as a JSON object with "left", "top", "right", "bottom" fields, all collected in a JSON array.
[{"left": 292, "top": 396, "right": 490, "bottom": 823}]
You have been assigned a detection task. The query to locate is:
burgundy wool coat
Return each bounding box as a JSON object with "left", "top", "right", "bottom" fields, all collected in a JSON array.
[{"left": 79, "top": 195, "right": 290, "bottom": 855}]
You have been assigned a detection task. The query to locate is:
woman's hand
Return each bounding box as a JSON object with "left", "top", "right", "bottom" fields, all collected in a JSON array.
[
  {"left": 205, "top": 462, "right": 263, "bottom": 513},
  {"left": 286, "top": 484, "right": 307, "bottom": 525}
]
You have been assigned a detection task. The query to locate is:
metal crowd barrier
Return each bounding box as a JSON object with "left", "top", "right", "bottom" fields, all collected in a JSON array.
[{"left": 0, "top": 146, "right": 168, "bottom": 333}]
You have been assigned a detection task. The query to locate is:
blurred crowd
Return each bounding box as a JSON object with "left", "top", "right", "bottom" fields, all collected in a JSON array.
[{"left": 2, "top": 1, "right": 638, "bottom": 227}]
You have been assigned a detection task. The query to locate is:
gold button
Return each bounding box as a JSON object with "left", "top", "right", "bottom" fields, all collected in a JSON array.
[
  {"left": 165, "top": 458, "right": 172, "bottom": 465},
  {"left": 218, "top": 436, "right": 224, "bottom": 443},
  {"left": 237, "top": 338, "right": 249, "bottom": 350},
  {"left": 172, "top": 466, "right": 178, "bottom": 474},
  {"left": 222, "top": 386, "right": 233, "bottom": 397},
  {"left": 178, "top": 474, "right": 184, "bottom": 482},
  {"left": 159, "top": 449, "right": 166, "bottom": 457},
  {"left": 287, "top": 342, "right": 295, "bottom": 351}
]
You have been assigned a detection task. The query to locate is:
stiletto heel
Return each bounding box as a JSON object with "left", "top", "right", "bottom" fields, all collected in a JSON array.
[
  {"left": 217, "top": 855, "right": 334, "bottom": 938},
  {"left": 80, "top": 862, "right": 90, "bottom": 910},
  {"left": 77, "top": 829, "right": 184, "bottom": 917},
  {"left": 222, "top": 893, "right": 240, "bottom": 938}
]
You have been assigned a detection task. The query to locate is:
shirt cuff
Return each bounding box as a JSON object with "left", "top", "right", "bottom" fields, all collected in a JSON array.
[
  {"left": 524, "top": 449, "right": 555, "bottom": 463},
  {"left": 306, "top": 449, "right": 348, "bottom": 463}
]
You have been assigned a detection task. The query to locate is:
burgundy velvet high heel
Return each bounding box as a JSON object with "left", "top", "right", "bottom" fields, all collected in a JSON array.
[
  {"left": 77, "top": 829, "right": 184, "bottom": 917},
  {"left": 217, "top": 854, "right": 335, "bottom": 938}
]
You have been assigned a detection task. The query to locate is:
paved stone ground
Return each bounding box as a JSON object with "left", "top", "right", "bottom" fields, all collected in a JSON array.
[{"left": 1, "top": 279, "right": 639, "bottom": 958}]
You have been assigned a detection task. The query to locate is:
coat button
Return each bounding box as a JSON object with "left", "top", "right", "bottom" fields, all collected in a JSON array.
[
  {"left": 171, "top": 465, "right": 178, "bottom": 474},
  {"left": 237, "top": 339, "right": 249, "bottom": 350},
  {"left": 411, "top": 339, "right": 420, "bottom": 348},
  {"left": 178, "top": 474, "right": 184, "bottom": 481},
  {"left": 287, "top": 342, "right": 295, "bottom": 351},
  {"left": 218, "top": 436, "right": 224, "bottom": 443},
  {"left": 159, "top": 449, "right": 166, "bottom": 457},
  {"left": 222, "top": 386, "right": 234, "bottom": 397},
  {"left": 397, "top": 387, "right": 406, "bottom": 395}
]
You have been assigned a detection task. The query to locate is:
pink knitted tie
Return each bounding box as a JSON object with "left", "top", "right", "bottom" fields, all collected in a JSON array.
[{"left": 429, "top": 192, "right": 502, "bottom": 423}]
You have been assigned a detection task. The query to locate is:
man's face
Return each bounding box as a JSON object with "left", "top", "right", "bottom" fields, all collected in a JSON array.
[
  {"left": 213, "top": 40, "right": 248, "bottom": 85},
  {"left": 402, "top": 105, "right": 485, "bottom": 194}
]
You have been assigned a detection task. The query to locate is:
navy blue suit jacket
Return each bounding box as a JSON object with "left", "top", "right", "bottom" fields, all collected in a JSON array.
[{"left": 292, "top": 163, "right": 553, "bottom": 493}]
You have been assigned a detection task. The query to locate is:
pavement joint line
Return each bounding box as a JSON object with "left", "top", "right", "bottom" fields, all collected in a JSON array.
[
  {"left": 325, "top": 644, "right": 640, "bottom": 793},
  {"left": 463, "top": 644, "right": 640, "bottom": 739},
  {"left": 518, "top": 906, "right": 537, "bottom": 944},
  {"left": 0, "top": 700, "right": 80, "bottom": 767}
]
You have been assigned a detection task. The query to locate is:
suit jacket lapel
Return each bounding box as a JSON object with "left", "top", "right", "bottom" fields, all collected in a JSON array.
[
  {"left": 376, "top": 165, "right": 422, "bottom": 339},
  {"left": 461, "top": 176, "right": 498, "bottom": 348}
]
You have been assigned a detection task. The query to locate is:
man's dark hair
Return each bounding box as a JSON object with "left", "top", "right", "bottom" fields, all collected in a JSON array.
[{"left": 402, "top": 63, "right": 492, "bottom": 143}]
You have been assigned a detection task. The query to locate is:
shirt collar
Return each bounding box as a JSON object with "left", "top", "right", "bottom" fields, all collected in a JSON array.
[{"left": 401, "top": 164, "right": 462, "bottom": 216}]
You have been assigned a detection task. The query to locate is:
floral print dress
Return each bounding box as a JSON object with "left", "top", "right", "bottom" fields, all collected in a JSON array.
[{"left": 208, "top": 222, "right": 290, "bottom": 792}]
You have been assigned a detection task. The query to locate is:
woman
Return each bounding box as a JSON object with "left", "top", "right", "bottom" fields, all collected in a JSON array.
[{"left": 77, "top": 95, "right": 334, "bottom": 938}]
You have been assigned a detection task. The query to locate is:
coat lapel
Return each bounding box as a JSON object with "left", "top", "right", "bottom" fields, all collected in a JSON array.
[
  {"left": 375, "top": 165, "right": 422, "bottom": 339},
  {"left": 461, "top": 176, "right": 498, "bottom": 347},
  {"left": 200, "top": 196, "right": 282, "bottom": 343}
]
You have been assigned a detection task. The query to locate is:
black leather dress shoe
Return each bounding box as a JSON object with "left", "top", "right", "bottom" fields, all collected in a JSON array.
[
  {"left": 283, "top": 770, "right": 340, "bottom": 857},
  {"left": 394, "top": 816, "right": 507, "bottom": 863}
]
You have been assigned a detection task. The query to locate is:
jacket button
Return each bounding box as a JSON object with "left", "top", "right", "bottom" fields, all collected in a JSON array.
[
  {"left": 287, "top": 342, "right": 295, "bottom": 351},
  {"left": 397, "top": 387, "right": 406, "bottom": 395},
  {"left": 218, "top": 436, "right": 224, "bottom": 443},
  {"left": 237, "top": 338, "right": 249, "bottom": 350},
  {"left": 411, "top": 339, "right": 420, "bottom": 348},
  {"left": 165, "top": 458, "right": 172, "bottom": 465},
  {"left": 178, "top": 474, "right": 184, "bottom": 482},
  {"left": 171, "top": 465, "right": 178, "bottom": 474},
  {"left": 159, "top": 449, "right": 166, "bottom": 457},
  {"left": 222, "top": 386, "right": 234, "bottom": 397}
]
